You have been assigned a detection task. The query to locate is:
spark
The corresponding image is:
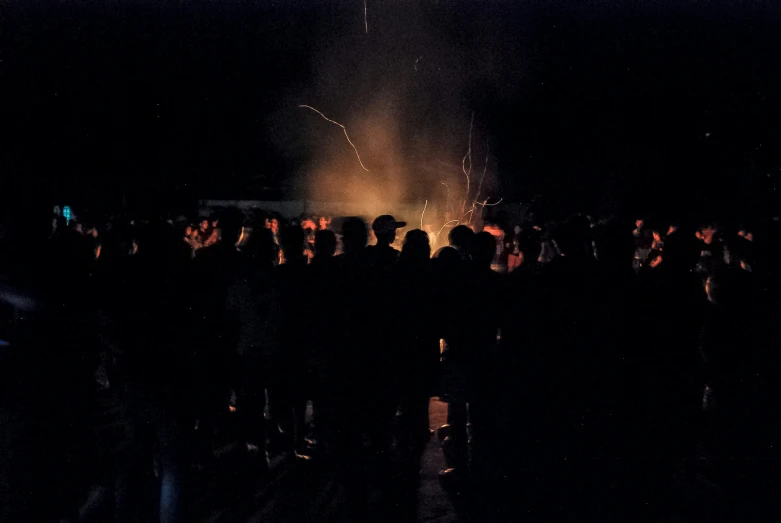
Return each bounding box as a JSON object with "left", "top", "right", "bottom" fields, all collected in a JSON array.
[
  {"left": 466, "top": 143, "right": 490, "bottom": 226},
  {"left": 475, "top": 197, "right": 503, "bottom": 223},
  {"left": 299, "top": 105, "right": 370, "bottom": 172},
  {"left": 364, "top": 0, "right": 368, "bottom": 33},
  {"left": 441, "top": 182, "right": 452, "bottom": 216},
  {"left": 435, "top": 220, "right": 460, "bottom": 242},
  {"left": 414, "top": 56, "right": 422, "bottom": 71},
  {"left": 461, "top": 112, "right": 474, "bottom": 215},
  {"left": 476, "top": 197, "right": 503, "bottom": 207},
  {"left": 473, "top": 144, "right": 489, "bottom": 208},
  {"left": 420, "top": 200, "right": 428, "bottom": 229}
]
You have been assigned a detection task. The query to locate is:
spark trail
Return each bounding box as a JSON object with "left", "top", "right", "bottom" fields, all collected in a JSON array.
[
  {"left": 476, "top": 197, "right": 503, "bottom": 207},
  {"left": 435, "top": 220, "right": 460, "bottom": 243},
  {"left": 364, "top": 0, "right": 368, "bottom": 33},
  {"left": 461, "top": 112, "right": 474, "bottom": 215},
  {"left": 440, "top": 182, "right": 452, "bottom": 216},
  {"left": 474, "top": 144, "right": 489, "bottom": 208},
  {"left": 476, "top": 197, "right": 503, "bottom": 222},
  {"left": 421, "top": 200, "right": 428, "bottom": 229},
  {"left": 299, "top": 105, "right": 370, "bottom": 172}
]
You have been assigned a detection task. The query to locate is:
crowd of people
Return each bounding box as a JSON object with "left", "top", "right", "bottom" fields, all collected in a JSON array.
[{"left": 2, "top": 204, "right": 781, "bottom": 522}]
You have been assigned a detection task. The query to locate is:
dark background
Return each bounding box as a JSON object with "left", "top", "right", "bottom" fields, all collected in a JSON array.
[{"left": 1, "top": 0, "right": 780, "bottom": 220}]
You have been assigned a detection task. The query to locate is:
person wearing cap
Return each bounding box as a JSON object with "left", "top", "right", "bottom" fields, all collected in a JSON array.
[
  {"left": 367, "top": 215, "right": 406, "bottom": 263},
  {"left": 363, "top": 215, "right": 406, "bottom": 463}
]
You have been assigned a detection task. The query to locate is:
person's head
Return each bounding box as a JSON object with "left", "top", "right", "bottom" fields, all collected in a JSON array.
[
  {"left": 341, "top": 217, "right": 368, "bottom": 257},
  {"left": 448, "top": 225, "right": 474, "bottom": 255},
  {"left": 270, "top": 218, "right": 280, "bottom": 234},
  {"left": 472, "top": 231, "right": 496, "bottom": 269},
  {"left": 301, "top": 216, "right": 316, "bottom": 232},
  {"left": 372, "top": 215, "right": 406, "bottom": 246},
  {"left": 184, "top": 225, "right": 194, "bottom": 238},
  {"left": 432, "top": 245, "right": 462, "bottom": 275},
  {"left": 199, "top": 219, "right": 210, "bottom": 232},
  {"left": 314, "top": 229, "right": 337, "bottom": 258},
  {"left": 400, "top": 229, "right": 431, "bottom": 264},
  {"left": 635, "top": 218, "right": 645, "bottom": 229},
  {"left": 318, "top": 216, "right": 331, "bottom": 230},
  {"left": 280, "top": 225, "right": 305, "bottom": 260},
  {"left": 699, "top": 224, "right": 718, "bottom": 245}
]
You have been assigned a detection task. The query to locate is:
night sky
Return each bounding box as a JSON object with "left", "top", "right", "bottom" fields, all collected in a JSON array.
[{"left": 1, "top": 1, "right": 780, "bottom": 218}]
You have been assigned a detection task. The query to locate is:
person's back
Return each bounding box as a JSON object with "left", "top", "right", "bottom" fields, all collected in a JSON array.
[
  {"left": 701, "top": 270, "right": 768, "bottom": 448},
  {"left": 527, "top": 220, "right": 600, "bottom": 457},
  {"left": 325, "top": 218, "right": 371, "bottom": 467},
  {"left": 269, "top": 225, "right": 313, "bottom": 453},
  {"left": 396, "top": 230, "right": 438, "bottom": 458},
  {"left": 274, "top": 226, "right": 309, "bottom": 352},
  {"left": 332, "top": 217, "right": 370, "bottom": 367},
  {"left": 109, "top": 221, "right": 195, "bottom": 523},
  {"left": 308, "top": 230, "right": 339, "bottom": 358},
  {"left": 114, "top": 222, "right": 193, "bottom": 391},
  {"left": 397, "top": 230, "right": 434, "bottom": 348},
  {"left": 459, "top": 232, "right": 503, "bottom": 475}
]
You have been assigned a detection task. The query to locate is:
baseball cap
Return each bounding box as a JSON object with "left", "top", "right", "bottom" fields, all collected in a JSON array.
[{"left": 372, "top": 215, "right": 407, "bottom": 235}]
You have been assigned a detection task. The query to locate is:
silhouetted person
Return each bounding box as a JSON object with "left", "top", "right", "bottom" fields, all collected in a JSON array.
[
  {"left": 232, "top": 226, "right": 280, "bottom": 471},
  {"left": 366, "top": 216, "right": 407, "bottom": 458},
  {"left": 695, "top": 223, "right": 725, "bottom": 276},
  {"left": 366, "top": 215, "right": 405, "bottom": 268},
  {"left": 327, "top": 218, "right": 370, "bottom": 472},
  {"left": 271, "top": 225, "right": 312, "bottom": 456},
  {"left": 314, "top": 228, "right": 337, "bottom": 259},
  {"left": 113, "top": 221, "right": 195, "bottom": 523},
  {"left": 448, "top": 224, "right": 474, "bottom": 261},
  {"left": 198, "top": 217, "right": 211, "bottom": 244},
  {"left": 699, "top": 268, "right": 780, "bottom": 517},
  {"left": 302, "top": 229, "right": 339, "bottom": 451},
  {"left": 395, "top": 230, "right": 438, "bottom": 470},
  {"left": 190, "top": 209, "right": 245, "bottom": 468},
  {"left": 524, "top": 219, "right": 598, "bottom": 462},
  {"left": 435, "top": 229, "right": 478, "bottom": 479},
  {"left": 0, "top": 210, "right": 101, "bottom": 523}
]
